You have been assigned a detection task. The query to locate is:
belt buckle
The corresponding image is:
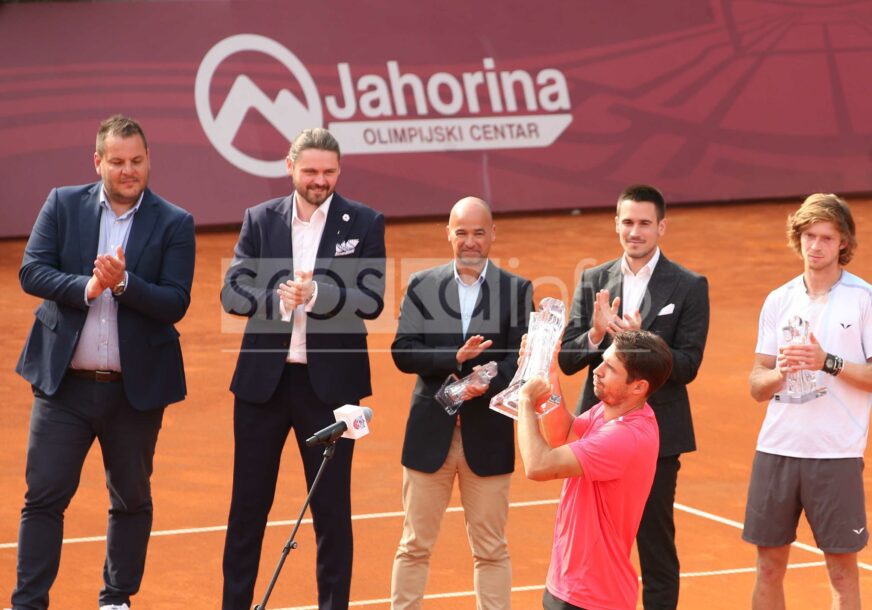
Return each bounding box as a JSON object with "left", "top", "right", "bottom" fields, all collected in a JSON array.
[{"left": 95, "top": 370, "right": 113, "bottom": 382}]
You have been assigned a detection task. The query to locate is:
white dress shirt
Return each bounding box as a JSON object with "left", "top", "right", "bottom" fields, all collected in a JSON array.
[
  {"left": 621, "top": 247, "right": 660, "bottom": 316},
  {"left": 284, "top": 193, "right": 333, "bottom": 363},
  {"left": 454, "top": 260, "right": 488, "bottom": 338}
]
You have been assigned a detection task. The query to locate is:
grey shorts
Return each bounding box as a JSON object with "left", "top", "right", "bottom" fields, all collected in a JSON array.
[{"left": 742, "top": 451, "right": 868, "bottom": 553}]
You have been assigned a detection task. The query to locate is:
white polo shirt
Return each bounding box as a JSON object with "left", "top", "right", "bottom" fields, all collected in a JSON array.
[{"left": 755, "top": 272, "right": 872, "bottom": 458}]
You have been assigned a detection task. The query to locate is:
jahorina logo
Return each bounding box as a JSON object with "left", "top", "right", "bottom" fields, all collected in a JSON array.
[{"left": 196, "top": 33, "right": 573, "bottom": 178}]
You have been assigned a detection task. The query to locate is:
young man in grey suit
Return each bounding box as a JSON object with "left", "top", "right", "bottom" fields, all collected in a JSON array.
[
  {"left": 558, "top": 184, "right": 709, "bottom": 610},
  {"left": 11, "top": 115, "right": 196, "bottom": 610},
  {"left": 220, "top": 128, "right": 386, "bottom": 610},
  {"left": 391, "top": 197, "right": 532, "bottom": 610}
]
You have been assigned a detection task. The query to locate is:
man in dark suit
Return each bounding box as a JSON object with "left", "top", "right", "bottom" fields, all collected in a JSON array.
[
  {"left": 390, "top": 197, "right": 532, "bottom": 610},
  {"left": 220, "top": 128, "right": 386, "bottom": 610},
  {"left": 11, "top": 115, "right": 196, "bottom": 610},
  {"left": 558, "top": 184, "right": 709, "bottom": 610}
]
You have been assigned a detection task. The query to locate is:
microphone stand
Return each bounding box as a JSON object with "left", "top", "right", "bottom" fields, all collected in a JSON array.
[{"left": 253, "top": 440, "right": 337, "bottom": 610}]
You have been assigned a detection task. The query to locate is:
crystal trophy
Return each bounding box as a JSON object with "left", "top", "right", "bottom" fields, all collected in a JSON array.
[
  {"left": 435, "top": 361, "right": 499, "bottom": 415},
  {"left": 773, "top": 315, "right": 827, "bottom": 404},
  {"left": 489, "top": 297, "right": 566, "bottom": 420},
  {"left": 536, "top": 394, "right": 562, "bottom": 419}
]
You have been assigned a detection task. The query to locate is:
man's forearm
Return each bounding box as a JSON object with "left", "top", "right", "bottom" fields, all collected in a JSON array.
[
  {"left": 749, "top": 364, "right": 785, "bottom": 402},
  {"left": 538, "top": 401, "right": 574, "bottom": 448},
  {"left": 518, "top": 394, "right": 550, "bottom": 479}
]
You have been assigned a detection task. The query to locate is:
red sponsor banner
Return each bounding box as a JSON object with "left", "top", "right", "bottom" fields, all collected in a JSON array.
[{"left": 1, "top": 0, "right": 871, "bottom": 237}]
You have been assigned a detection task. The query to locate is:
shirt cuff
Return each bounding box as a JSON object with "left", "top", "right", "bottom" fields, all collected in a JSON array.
[
  {"left": 279, "top": 297, "right": 292, "bottom": 322},
  {"left": 303, "top": 281, "right": 318, "bottom": 312},
  {"left": 587, "top": 333, "right": 603, "bottom": 350}
]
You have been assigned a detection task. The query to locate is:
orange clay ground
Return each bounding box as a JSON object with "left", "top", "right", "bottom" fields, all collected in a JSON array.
[{"left": 2, "top": 199, "right": 872, "bottom": 609}]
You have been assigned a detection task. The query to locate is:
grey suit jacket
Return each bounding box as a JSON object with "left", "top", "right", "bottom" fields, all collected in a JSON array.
[{"left": 558, "top": 254, "right": 709, "bottom": 456}]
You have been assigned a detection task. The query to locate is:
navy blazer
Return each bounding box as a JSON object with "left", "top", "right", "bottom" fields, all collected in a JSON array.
[
  {"left": 392, "top": 262, "right": 533, "bottom": 477},
  {"left": 16, "top": 182, "right": 196, "bottom": 411},
  {"left": 558, "top": 254, "right": 709, "bottom": 456},
  {"left": 221, "top": 192, "right": 386, "bottom": 406}
]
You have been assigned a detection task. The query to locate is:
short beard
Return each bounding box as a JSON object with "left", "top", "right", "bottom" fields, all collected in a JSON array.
[{"left": 298, "top": 187, "right": 332, "bottom": 207}]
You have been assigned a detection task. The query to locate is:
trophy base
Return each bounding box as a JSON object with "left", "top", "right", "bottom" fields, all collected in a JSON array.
[
  {"left": 773, "top": 387, "right": 827, "bottom": 404},
  {"left": 489, "top": 401, "right": 519, "bottom": 420},
  {"left": 435, "top": 373, "right": 463, "bottom": 415}
]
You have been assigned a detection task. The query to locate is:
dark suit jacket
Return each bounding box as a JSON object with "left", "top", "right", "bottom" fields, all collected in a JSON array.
[
  {"left": 558, "top": 254, "right": 709, "bottom": 456},
  {"left": 16, "top": 182, "right": 196, "bottom": 411},
  {"left": 392, "top": 262, "right": 532, "bottom": 477},
  {"left": 221, "top": 192, "right": 386, "bottom": 406}
]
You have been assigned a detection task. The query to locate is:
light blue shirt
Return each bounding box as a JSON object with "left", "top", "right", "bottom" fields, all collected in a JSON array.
[
  {"left": 69, "top": 188, "right": 143, "bottom": 371},
  {"left": 453, "top": 260, "right": 488, "bottom": 338}
]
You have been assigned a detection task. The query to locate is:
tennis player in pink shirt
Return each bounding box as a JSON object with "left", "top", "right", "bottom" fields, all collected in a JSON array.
[{"left": 518, "top": 330, "right": 672, "bottom": 610}]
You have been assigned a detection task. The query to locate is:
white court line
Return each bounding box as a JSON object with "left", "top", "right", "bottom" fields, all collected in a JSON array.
[
  {"left": 674, "top": 503, "right": 872, "bottom": 572},
  {"left": 3, "top": 498, "right": 869, "bottom": 573},
  {"left": 273, "top": 585, "right": 549, "bottom": 610},
  {"left": 0, "top": 499, "right": 557, "bottom": 550},
  {"left": 273, "top": 564, "right": 833, "bottom": 610}
]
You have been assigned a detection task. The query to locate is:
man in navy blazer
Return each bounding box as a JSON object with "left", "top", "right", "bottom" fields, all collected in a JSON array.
[
  {"left": 220, "top": 128, "right": 386, "bottom": 610},
  {"left": 559, "top": 185, "right": 709, "bottom": 610},
  {"left": 11, "top": 115, "right": 195, "bottom": 610}
]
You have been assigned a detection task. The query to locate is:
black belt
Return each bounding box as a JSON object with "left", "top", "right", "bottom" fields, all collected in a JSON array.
[{"left": 68, "top": 369, "right": 122, "bottom": 382}]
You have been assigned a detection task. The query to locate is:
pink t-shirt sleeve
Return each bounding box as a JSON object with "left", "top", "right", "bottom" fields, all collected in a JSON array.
[
  {"left": 569, "top": 417, "right": 641, "bottom": 482},
  {"left": 571, "top": 409, "right": 593, "bottom": 438}
]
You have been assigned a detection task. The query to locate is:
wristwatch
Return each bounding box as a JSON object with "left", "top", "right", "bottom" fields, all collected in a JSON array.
[
  {"left": 822, "top": 352, "right": 844, "bottom": 376},
  {"left": 111, "top": 273, "right": 127, "bottom": 297}
]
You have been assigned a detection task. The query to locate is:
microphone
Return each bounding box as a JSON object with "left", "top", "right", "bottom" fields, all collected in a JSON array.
[{"left": 306, "top": 405, "right": 373, "bottom": 446}]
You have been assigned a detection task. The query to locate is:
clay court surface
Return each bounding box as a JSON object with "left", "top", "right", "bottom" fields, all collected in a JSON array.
[{"left": 2, "top": 199, "right": 872, "bottom": 609}]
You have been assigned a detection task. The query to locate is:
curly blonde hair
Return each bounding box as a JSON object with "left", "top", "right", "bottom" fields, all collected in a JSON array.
[{"left": 787, "top": 193, "right": 857, "bottom": 265}]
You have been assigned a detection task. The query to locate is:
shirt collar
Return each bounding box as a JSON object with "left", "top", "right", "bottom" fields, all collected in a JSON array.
[
  {"left": 292, "top": 192, "right": 333, "bottom": 224},
  {"left": 453, "top": 259, "right": 489, "bottom": 287},
  {"left": 621, "top": 247, "right": 660, "bottom": 277},
  {"left": 99, "top": 186, "right": 144, "bottom": 219}
]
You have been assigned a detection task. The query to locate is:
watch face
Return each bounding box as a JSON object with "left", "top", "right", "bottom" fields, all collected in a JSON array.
[{"left": 825, "top": 356, "right": 835, "bottom": 369}]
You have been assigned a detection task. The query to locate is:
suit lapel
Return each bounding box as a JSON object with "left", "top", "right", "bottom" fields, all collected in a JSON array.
[
  {"left": 604, "top": 259, "right": 624, "bottom": 317},
  {"left": 124, "top": 189, "right": 158, "bottom": 273},
  {"left": 438, "top": 264, "right": 464, "bottom": 340},
  {"left": 641, "top": 256, "right": 678, "bottom": 330},
  {"left": 267, "top": 195, "right": 293, "bottom": 261},
  {"left": 316, "top": 194, "right": 354, "bottom": 268},
  {"left": 78, "top": 184, "right": 102, "bottom": 274}
]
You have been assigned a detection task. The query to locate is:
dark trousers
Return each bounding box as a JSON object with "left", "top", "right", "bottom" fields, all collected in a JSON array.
[
  {"left": 222, "top": 364, "right": 356, "bottom": 610},
  {"left": 543, "top": 589, "right": 586, "bottom": 609},
  {"left": 12, "top": 375, "right": 164, "bottom": 610},
  {"left": 637, "top": 454, "right": 681, "bottom": 610}
]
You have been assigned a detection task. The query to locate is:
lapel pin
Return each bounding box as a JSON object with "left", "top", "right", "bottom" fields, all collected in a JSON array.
[{"left": 342, "top": 213, "right": 350, "bottom": 222}]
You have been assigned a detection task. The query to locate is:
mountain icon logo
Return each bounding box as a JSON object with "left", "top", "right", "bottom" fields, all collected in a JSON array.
[{"left": 195, "top": 34, "right": 323, "bottom": 178}]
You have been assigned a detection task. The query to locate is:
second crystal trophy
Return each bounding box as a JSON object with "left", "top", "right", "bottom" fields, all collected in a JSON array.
[
  {"left": 489, "top": 297, "right": 566, "bottom": 420},
  {"left": 435, "top": 361, "right": 499, "bottom": 415},
  {"left": 773, "top": 315, "right": 827, "bottom": 403}
]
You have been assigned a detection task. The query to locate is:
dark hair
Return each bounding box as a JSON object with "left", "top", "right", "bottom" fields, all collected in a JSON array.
[
  {"left": 787, "top": 193, "right": 857, "bottom": 266},
  {"left": 616, "top": 184, "right": 666, "bottom": 220},
  {"left": 612, "top": 330, "right": 673, "bottom": 397},
  {"left": 96, "top": 114, "right": 147, "bottom": 156},
  {"left": 288, "top": 127, "right": 341, "bottom": 162}
]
